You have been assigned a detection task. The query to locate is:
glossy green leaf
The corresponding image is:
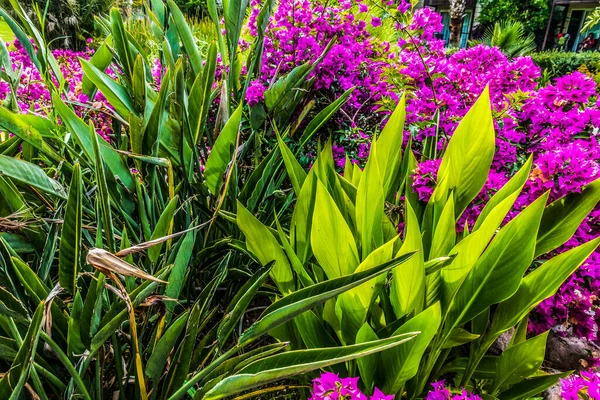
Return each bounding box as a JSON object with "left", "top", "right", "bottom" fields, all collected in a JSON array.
[
  {"left": 491, "top": 237, "right": 600, "bottom": 335},
  {"left": 311, "top": 179, "right": 359, "bottom": 278},
  {"left": 238, "top": 253, "right": 415, "bottom": 346},
  {"left": 380, "top": 303, "right": 442, "bottom": 394},
  {"left": 218, "top": 264, "right": 272, "bottom": 346},
  {"left": 491, "top": 332, "right": 549, "bottom": 394},
  {"left": 535, "top": 177, "right": 600, "bottom": 257},
  {"left": 0, "top": 155, "right": 65, "bottom": 199},
  {"left": 277, "top": 132, "right": 306, "bottom": 196},
  {"left": 59, "top": 163, "right": 82, "bottom": 294},
  {"left": 0, "top": 301, "right": 43, "bottom": 398},
  {"left": 145, "top": 312, "right": 188, "bottom": 379},
  {"left": 148, "top": 196, "right": 178, "bottom": 263},
  {"left": 446, "top": 193, "right": 548, "bottom": 330},
  {"left": 432, "top": 86, "right": 495, "bottom": 217},
  {"left": 164, "top": 229, "right": 196, "bottom": 318},
  {"left": 390, "top": 200, "right": 425, "bottom": 318},
  {"left": 236, "top": 201, "right": 294, "bottom": 293},
  {"left": 497, "top": 371, "right": 571, "bottom": 400},
  {"left": 205, "top": 332, "right": 418, "bottom": 400},
  {"left": 356, "top": 139, "right": 384, "bottom": 259},
  {"left": 298, "top": 87, "right": 355, "bottom": 148},
  {"left": 204, "top": 105, "right": 242, "bottom": 195},
  {"left": 189, "top": 41, "right": 217, "bottom": 144},
  {"left": 167, "top": 0, "right": 204, "bottom": 76},
  {"left": 90, "top": 123, "right": 115, "bottom": 252},
  {"left": 80, "top": 58, "right": 138, "bottom": 118},
  {"left": 375, "top": 93, "right": 406, "bottom": 199}
]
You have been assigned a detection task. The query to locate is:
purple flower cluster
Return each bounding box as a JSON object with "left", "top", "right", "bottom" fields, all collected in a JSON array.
[
  {"left": 425, "top": 381, "right": 481, "bottom": 400},
  {"left": 246, "top": 0, "right": 396, "bottom": 111},
  {"left": 309, "top": 372, "right": 393, "bottom": 400},
  {"left": 395, "top": 18, "right": 600, "bottom": 342},
  {"left": 561, "top": 369, "right": 600, "bottom": 399},
  {"left": 0, "top": 40, "right": 115, "bottom": 141}
]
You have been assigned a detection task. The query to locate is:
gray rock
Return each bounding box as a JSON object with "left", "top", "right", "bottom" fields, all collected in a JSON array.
[{"left": 544, "top": 331, "right": 600, "bottom": 371}]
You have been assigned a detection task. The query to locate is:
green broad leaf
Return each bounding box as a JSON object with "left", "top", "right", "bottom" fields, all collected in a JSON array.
[
  {"left": 67, "top": 291, "right": 85, "bottom": 357},
  {"left": 167, "top": 0, "right": 204, "bottom": 76},
  {"left": 491, "top": 237, "right": 600, "bottom": 336},
  {"left": 0, "top": 155, "right": 65, "bottom": 199},
  {"left": 390, "top": 199, "right": 425, "bottom": 318},
  {"left": 80, "top": 272, "right": 105, "bottom": 347},
  {"left": 380, "top": 303, "right": 442, "bottom": 394},
  {"left": 290, "top": 169, "right": 318, "bottom": 264},
  {"left": 337, "top": 237, "right": 396, "bottom": 343},
  {"left": 236, "top": 201, "right": 294, "bottom": 294},
  {"left": 442, "top": 328, "right": 480, "bottom": 349},
  {"left": 189, "top": 41, "right": 217, "bottom": 145},
  {"left": 10, "top": 257, "right": 50, "bottom": 303},
  {"left": 80, "top": 58, "right": 138, "bottom": 118},
  {"left": 164, "top": 229, "right": 196, "bottom": 319},
  {"left": 441, "top": 173, "right": 527, "bottom": 306},
  {"left": 432, "top": 86, "right": 495, "bottom": 218},
  {"left": 217, "top": 264, "right": 273, "bottom": 345},
  {"left": 430, "top": 192, "right": 456, "bottom": 259},
  {"left": 132, "top": 55, "right": 146, "bottom": 113},
  {"left": 52, "top": 93, "right": 135, "bottom": 191},
  {"left": 204, "top": 105, "right": 243, "bottom": 195},
  {"left": 0, "top": 107, "right": 58, "bottom": 160},
  {"left": 0, "top": 300, "right": 43, "bottom": 398},
  {"left": 356, "top": 323, "right": 379, "bottom": 392},
  {"left": 59, "top": 163, "right": 82, "bottom": 294},
  {"left": 274, "top": 214, "right": 314, "bottom": 288},
  {"left": 535, "top": 177, "right": 600, "bottom": 257},
  {"left": 356, "top": 139, "right": 384, "bottom": 259},
  {"left": 375, "top": 93, "right": 406, "bottom": 199},
  {"left": 491, "top": 332, "right": 549, "bottom": 394},
  {"left": 148, "top": 196, "right": 178, "bottom": 263},
  {"left": 144, "top": 68, "right": 170, "bottom": 158},
  {"left": 298, "top": 87, "right": 355, "bottom": 148},
  {"left": 0, "top": 9, "right": 41, "bottom": 72},
  {"left": 497, "top": 371, "right": 571, "bottom": 400},
  {"left": 222, "top": 0, "right": 246, "bottom": 65},
  {"left": 162, "top": 298, "right": 204, "bottom": 398},
  {"left": 473, "top": 155, "right": 532, "bottom": 231},
  {"left": 0, "top": 287, "right": 28, "bottom": 323},
  {"left": 264, "top": 62, "right": 312, "bottom": 112},
  {"left": 204, "top": 332, "right": 418, "bottom": 400},
  {"left": 293, "top": 310, "right": 338, "bottom": 349},
  {"left": 82, "top": 37, "right": 113, "bottom": 99},
  {"left": 110, "top": 8, "right": 135, "bottom": 81},
  {"left": 238, "top": 253, "right": 415, "bottom": 347},
  {"left": 206, "top": 0, "right": 227, "bottom": 65},
  {"left": 446, "top": 192, "right": 548, "bottom": 331},
  {"left": 277, "top": 132, "right": 306, "bottom": 196},
  {"left": 90, "top": 123, "right": 116, "bottom": 252},
  {"left": 311, "top": 179, "right": 359, "bottom": 279},
  {"left": 145, "top": 311, "right": 188, "bottom": 379}
]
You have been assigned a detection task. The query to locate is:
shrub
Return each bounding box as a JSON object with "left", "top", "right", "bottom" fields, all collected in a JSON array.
[
  {"left": 531, "top": 51, "right": 600, "bottom": 79},
  {"left": 237, "top": 87, "right": 600, "bottom": 398}
]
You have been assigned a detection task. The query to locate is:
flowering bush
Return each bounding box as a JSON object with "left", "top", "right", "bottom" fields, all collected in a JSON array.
[
  {"left": 561, "top": 369, "right": 600, "bottom": 399},
  {"left": 425, "top": 381, "right": 481, "bottom": 400},
  {"left": 309, "top": 375, "right": 481, "bottom": 400},
  {"left": 310, "top": 373, "right": 393, "bottom": 400}
]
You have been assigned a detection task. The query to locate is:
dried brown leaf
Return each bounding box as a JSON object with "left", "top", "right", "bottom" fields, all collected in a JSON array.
[{"left": 86, "top": 248, "right": 167, "bottom": 283}]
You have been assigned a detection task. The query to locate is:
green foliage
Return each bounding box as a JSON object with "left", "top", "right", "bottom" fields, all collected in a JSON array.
[
  {"left": 0, "top": 0, "right": 380, "bottom": 398},
  {"left": 237, "top": 87, "right": 600, "bottom": 398},
  {"left": 531, "top": 50, "right": 600, "bottom": 80},
  {"left": 471, "top": 20, "right": 536, "bottom": 58},
  {"left": 478, "top": 0, "right": 548, "bottom": 45}
]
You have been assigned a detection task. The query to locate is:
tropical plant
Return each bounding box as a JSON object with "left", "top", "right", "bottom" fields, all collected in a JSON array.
[
  {"left": 581, "top": 7, "right": 600, "bottom": 34},
  {"left": 0, "top": 0, "right": 114, "bottom": 49},
  {"left": 237, "top": 87, "right": 600, "bottom": 398},
  {"left": 470, "top": 20, "right": 537, "bottom": 58},
  {"left": 0, "top": 0, "right": 424, "bottom": 398},
  {"left": 477, "top": 0, "right": 549, "bottom": 44}
]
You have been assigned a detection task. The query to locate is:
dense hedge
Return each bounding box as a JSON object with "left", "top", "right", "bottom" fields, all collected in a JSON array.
[{"left": 531, "top": 51, "right": 600, "bottom": 78}]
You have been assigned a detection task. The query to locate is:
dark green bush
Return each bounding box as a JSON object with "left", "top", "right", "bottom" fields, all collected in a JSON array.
[{"left": 531, "top": 51, "right": 600, "bottom": 79}]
